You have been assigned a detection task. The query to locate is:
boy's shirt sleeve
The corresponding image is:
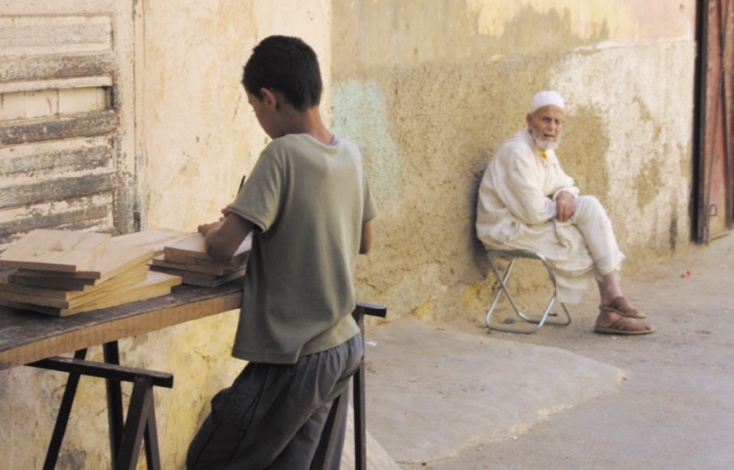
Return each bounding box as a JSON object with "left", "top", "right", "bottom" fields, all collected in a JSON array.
[{"left": 227, "top": 149, "right": 282, "bottom": 232}]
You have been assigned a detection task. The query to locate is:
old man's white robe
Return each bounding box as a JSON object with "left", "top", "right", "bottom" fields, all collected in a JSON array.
[{"left": 475, "top": 128, "right": 624, "bottom": 303}]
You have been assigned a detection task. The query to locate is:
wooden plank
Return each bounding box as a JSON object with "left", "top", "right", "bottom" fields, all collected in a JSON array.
[
  {"left": 14, "top": 237, "right": 152, "bottom": 280},
  {"left": 0, "top": 285, "right": 243, "bottom": 370},
  {"left": 0, "top": 52, "right": 116, "bottom": 83},
  {"left": 8, "top": 262, "right": 148, "bottom": 292},
  {"left": 49, "top": 272, "right": 181, "bottom": 317},
  {"left": 0, "top": 12, "right": 113, "bottom": 58},
  {"left": 0, "top": 219, "right": 112, "bottom": 251},
  {"left": 9, "top": 270, "right": 97, "bottom": 290},
  {"left": 0, "top": 17, "right": 112, "bottom": 51},
  {"left": 0, "top": 271, "right": 181, "bottom": 316},
  {"left": 163, "top": 250, "right": 250, "bottom": 268},
  {"left": 149, "top": 265, "right": 246, "bottom": 288},
  {"left": 0, "top": 205, "right": 110, "bottom": 241},
  {"left": 0, "top": 77, "right": 112, "bottom": 94},
  {"left": 0, "top": 109, "right": 117, "bottom": 146},
  {"left": 150, "top": 255, "right": 245, "bottom": 276},
  {"left": 149, "top": 265, "right": 220, "bottom": 282},
  {"left": 59, "top": 86, "right": 109, "bottom": 115},
  {"left": 11, "top": 241, "right": 152, "bottom": 282},
  {"left": 0, "top": 173, "right": 116, "bottom": 210},
  {"left": 10, "top": 260, "right": 149, "bottom": 292},
  {"left": 0, "top": 0, "right": 116, "bottom": 16},
  {"left": 164, "top": 233, "right": 251, "bottom": 263},
  {"left": 0, "top": 229, "right": 110, "bottom": 272},
  {"left": 110, "top": 229, "right": 192, "bottom": 256},
  {"left": 0, "top": 143, "right": 112, "bottom": 177},
  {"left": 0, "top": 264, "right": 148, "bottom": 305},
  {"left": 0, "top": 234, "right": 158, "bottom": 299},
  {"left": 62, "top": 272, "right": 182, "bottom": 315}
]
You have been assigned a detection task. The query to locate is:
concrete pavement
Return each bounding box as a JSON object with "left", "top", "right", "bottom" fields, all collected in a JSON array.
[{"left": 355, "top": 233, "right": 734, "bottom": 469}]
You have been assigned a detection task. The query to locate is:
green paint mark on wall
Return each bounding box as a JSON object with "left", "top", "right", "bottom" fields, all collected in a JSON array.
[{"left": 332, "top": 80, "right": 403, "bottom": 203}]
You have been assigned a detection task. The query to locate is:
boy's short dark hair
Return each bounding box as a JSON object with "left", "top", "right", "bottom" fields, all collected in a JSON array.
[{"left": 242, "top": 35, "right": 323, "bottom": 111}]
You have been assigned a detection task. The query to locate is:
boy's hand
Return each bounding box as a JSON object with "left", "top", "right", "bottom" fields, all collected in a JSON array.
[
  {"left": 198, "top": 221, "right": 224, "bottom": 236},
  {"left": 200, "top": 213, "right": 255, "bottom": 261}
]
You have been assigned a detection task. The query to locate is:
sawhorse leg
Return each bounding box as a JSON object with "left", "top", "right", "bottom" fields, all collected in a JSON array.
[
  {"left": 116, "top": 375, "right": 162, "bottom": 470},
  {"left": 104, "top": 341, "right": 125, "bottom": 466},
  {"left": 41, "top": 348, "right": 88, "bottom": 470},
  {"left": 30, "top": 348, "right": 173, "bottom": 470}
]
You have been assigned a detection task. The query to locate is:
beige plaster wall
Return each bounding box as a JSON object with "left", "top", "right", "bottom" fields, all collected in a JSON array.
[
  {"left": 332, "top": 0, "right": 697, "bottom": 325},
  {"left": 0, "top": 1, "right": 699, "bottom": 468},
  {"left": 0, "top": 1, "right": 333, "bottom": 468}
]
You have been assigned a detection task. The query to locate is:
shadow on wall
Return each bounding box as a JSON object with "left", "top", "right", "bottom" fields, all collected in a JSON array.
[{"left": 468, "top": 159, "right": 491, "bottom": 276}]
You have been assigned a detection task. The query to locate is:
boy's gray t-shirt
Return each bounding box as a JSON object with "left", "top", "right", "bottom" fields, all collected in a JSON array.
[{"left": 226, "top": 133, "right": 377, "bottom": 364}]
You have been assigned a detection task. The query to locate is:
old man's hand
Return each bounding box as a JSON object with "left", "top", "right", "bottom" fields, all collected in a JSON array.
[{"left": 555, "top": 191, "right": 575, "bottom": 222}]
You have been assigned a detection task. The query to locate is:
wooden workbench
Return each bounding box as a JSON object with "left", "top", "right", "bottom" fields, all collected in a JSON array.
[
  {"left": 0, "top": 282, "right": 242, "bottom": 370},
  {"left": 0, "top": 281, "right": 384, "bottom": 470},
  {"left": 0, "top": 282, "right": 243, "bottom": 470}
]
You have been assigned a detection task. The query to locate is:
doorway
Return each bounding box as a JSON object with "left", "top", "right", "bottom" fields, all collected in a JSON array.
[{"left": 693, "top": 0, "right": 734, "bottom": 244}]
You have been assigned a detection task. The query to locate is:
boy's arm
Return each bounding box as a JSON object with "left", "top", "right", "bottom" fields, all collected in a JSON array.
[
  {"left": 198, "top": 213, "right": 254, "bottom": 261},
  {"left": 360, "top": 221, "right": 372, "bottom": 254}
]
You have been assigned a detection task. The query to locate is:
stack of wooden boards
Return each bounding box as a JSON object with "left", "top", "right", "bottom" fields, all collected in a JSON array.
[
  {"left": 0, "top": 228, "right": 251, "bottom": 317},
  {"left": 149, "top": 233, "right": 251, "bottom": 288},
  {"left": 0, "top": 229, "right": 193, "bottom": 317}
]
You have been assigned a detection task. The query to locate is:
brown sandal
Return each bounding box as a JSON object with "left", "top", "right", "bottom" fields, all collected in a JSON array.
[
  {"left": 594, "top": 316, "right": 656, "bottom": 335},
  {"left": 599, "top": 296, "right": 647, "bottom": 319}
]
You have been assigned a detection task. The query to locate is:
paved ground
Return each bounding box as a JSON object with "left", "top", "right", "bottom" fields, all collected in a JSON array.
[{"left": 359, "top": 233, "right": 734, "bottom": 469}]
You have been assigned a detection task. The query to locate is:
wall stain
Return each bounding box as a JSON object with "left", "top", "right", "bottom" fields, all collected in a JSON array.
[
  {"left": 633, "top": 96, "right": 661, "bottom": 142},
  {"left": 669, "top": 211, "right": 678, "bottom": 254},
  {"left": 634, "top": 159, "right": 663, "bottom": 211},
  {"left": 556, "top": 106, "right": 610, "bottom": 206},
  {"left": 491, "top": 6, "right": 609, "bottom": 57}
]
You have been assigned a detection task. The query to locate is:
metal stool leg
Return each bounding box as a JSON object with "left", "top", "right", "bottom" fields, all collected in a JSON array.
[
  {"left": 485, "top": 250, "right": 571, "bottom": 334},
  {"left": 313, "top": 302, "right": 387, "bottom": 470}
]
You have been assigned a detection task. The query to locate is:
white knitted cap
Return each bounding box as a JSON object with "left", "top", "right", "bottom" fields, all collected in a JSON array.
[{"left": 530, "top": 91, "right": 565, "bottom": 113}]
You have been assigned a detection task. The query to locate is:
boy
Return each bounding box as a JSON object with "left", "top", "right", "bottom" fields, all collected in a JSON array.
[{"left": 186, "top": 36, "right": 377, "bottom": 469}]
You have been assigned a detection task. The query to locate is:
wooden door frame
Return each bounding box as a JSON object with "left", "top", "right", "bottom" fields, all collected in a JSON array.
[{"left": 693, "top": 0, "right": 734, "bottom": 244}]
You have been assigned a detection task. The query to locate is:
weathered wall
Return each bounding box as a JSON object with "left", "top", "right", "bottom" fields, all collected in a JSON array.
[
  {"left": 0, "top": 0, "right": 699, "bottom": 467},
  {"left": 0, "top": 1, "right": 332, "bottom": 468},
  {"left": 333, "top": 0, "right": 697, "bottom": 325}
]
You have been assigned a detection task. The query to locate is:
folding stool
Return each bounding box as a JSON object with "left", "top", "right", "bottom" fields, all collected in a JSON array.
[{"left": 485, "top": 249, "right": 571, "bottom": 334}]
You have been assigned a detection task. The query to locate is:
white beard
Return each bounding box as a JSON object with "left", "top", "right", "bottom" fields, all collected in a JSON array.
[{"left": 530, "top": 126, "right": 563, "bottom": 151}]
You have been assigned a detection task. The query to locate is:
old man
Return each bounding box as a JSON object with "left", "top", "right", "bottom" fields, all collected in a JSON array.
[{"left": 476, "top": 91, "right": 655, "bottom": 335}]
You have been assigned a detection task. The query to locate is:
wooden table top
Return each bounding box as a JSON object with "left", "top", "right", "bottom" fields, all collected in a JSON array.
[{"left": 0, "top": 282, "right": 243, "bottom": 370}]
